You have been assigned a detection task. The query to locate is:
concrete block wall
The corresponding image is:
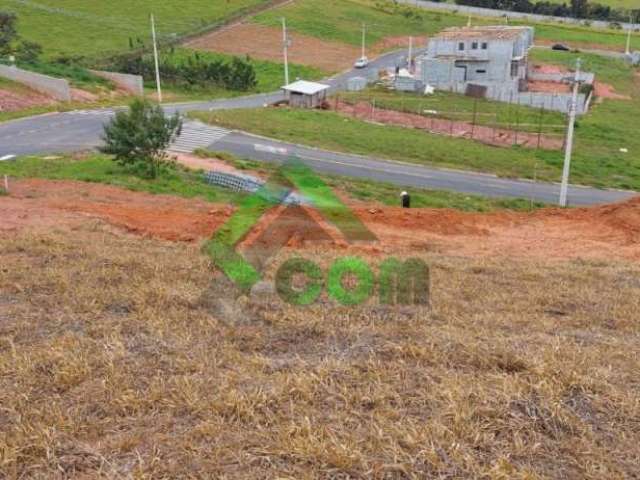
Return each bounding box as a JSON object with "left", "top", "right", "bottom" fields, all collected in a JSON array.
[
  {"left": 90, "top": 70, "right": 144, "bottom": 96},
  {"left": 0, "top": 64, "right": 71, "bottom": 101}
]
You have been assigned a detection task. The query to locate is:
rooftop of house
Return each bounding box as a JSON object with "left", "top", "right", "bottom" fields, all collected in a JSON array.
[
  {"left": 433, "top": 26, "right": 531, "bottom": 41},
  {"left": 282, "top": 80, "right": 330, "bottom": 95}
]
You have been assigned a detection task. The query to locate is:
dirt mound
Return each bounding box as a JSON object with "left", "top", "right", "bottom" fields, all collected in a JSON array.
[
  {"left": 593, "top": 81, "right": 630, "bottom": 100},
  {"left": 1, "top": 179, "right": 232, "bottom": 242},
  {"left": 2, "top": 178, "right": 640, "bottom": 263},
  {"left": 527, "top": 80, "right": 572, "bottom": 93}
]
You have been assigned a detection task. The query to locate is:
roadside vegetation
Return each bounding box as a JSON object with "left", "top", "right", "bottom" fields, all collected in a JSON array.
[{"left": 0, "top": 154, "right": 243, "bottom": 203}]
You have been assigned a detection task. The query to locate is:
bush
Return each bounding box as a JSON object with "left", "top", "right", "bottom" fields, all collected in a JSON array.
[{"left": 111, "top": 51, "right": 257, "bottom": 92}]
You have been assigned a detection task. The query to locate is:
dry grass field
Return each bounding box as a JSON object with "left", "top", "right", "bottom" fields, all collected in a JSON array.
[{"left": 1, "top": 217, "right": 639, "bottom": 478}]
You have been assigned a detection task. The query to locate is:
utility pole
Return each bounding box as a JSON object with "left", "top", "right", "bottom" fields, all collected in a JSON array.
[
  {"left": 282, "top": 17, "right": 290, "bottom": 85},
  {"left": 150, "top": 13, "right": 162, "bottom": 103},
  {"left": 361, "top": 23, "right": 366, "bottom": 59},
  {"left": 559, "top": 58, "right": 581, "bottom": 208},
  {"left": 625, "top": 16, "right": 632, "bottom": 55},
  {"left": 408, "top": 36, "right": 413, "bottom": 73}
]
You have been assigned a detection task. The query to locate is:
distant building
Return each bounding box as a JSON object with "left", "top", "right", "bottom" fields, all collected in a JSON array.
[
  {"left": 282, "top": 80, "right": 330, "bottom": 108},
  {"left": 420, "top": 26, "right": 534, "bottom": 92},
  {"left": 416, "top": 26, "right": 593, "bottom": 114}
]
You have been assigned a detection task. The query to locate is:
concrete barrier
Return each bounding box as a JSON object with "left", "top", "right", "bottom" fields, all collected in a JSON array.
[
  {"left": 0, "top": 64, "right": 71, "bottom": 101},
  {"left": 90, "top": 70, "right": 144, "bottom": 96}
]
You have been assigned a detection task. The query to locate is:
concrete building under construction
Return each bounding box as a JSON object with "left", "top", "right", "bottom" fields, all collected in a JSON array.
[{"left": 415, "top": 26, "right": 593, "bottom": 114}]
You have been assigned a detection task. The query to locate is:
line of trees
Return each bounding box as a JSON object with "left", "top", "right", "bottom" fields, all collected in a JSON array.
[
  {"left": 453, "top": 0, "right": 639, "bottom": 23},
  {"left": 111, "top": 52, "right": 257, "bottom": 92}
]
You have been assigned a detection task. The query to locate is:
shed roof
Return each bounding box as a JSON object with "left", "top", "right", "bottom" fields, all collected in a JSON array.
[
  {"left": 434, "top": 26, "right": 530, "bottom": 41},
  {"left": 282, "top": 80, "right": 331, "bottom": 95}
]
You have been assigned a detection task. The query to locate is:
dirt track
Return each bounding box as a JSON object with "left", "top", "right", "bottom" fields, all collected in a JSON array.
[{"left": 2, "top": 178, "right": 640, "bottom": 263}]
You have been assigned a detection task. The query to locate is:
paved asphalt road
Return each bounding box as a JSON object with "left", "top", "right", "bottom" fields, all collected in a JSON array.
[{"left": 0, "top": 48, "right": 635, "bottom": 206}]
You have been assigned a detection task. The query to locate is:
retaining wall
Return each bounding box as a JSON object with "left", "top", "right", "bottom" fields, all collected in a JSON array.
[
  {"left": 90, "top": 70, "right": 144, "bottom": 96},
  {"left": 0, "top": 64, "right": 71, "bottom": 101}
]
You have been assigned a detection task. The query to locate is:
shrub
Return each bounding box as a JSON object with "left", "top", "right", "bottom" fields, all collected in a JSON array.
[{"left": 100, "top": 99, "right": 182, "bottom": 179}]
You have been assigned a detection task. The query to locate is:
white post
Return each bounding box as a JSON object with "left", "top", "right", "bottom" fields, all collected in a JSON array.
[
  {"left": 282, "top": 17, "right": 290, "bottom": 86},
  {"left": 625, "top": 16, "right": 632, "bottom": 55},
  {"left": 559, "top": 58, "right": 581, "bottom": 208},
  {"left": 150, "top": 13, "right": 162, "bottom": 103},
  {"left": 361, "top": 23, "right": 366, "bottom": 59},
  {"left": 408, "top": 36, "right": 413, "bottom": 73},
  {"left": 3, "top": 175, "right": 8, "bottom": 193}
]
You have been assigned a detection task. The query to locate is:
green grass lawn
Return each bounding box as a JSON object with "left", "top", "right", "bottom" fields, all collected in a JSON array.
[
  {"left": 340, "top": 88, "right": 566, "bottom": 134},
  {"left": 191, "top": 48, "right": 640, "bottom": 191},
  {"left": 253, "top": 0, "right": 640, "bottom": 51},
  {"left": 0, "top": 155, "right": 244, "bottom": 204},
  {"left": 0, "top": 0, "right": 272, "bottom": 59}
]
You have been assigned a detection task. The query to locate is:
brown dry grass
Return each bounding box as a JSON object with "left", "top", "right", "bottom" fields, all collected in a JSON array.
[{"left": 1, "top": 220, "right": 639, "bottom": 479}]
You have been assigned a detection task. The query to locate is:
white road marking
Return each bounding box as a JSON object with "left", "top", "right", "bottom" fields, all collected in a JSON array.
[
  {"left": 254, "top": 144, "right": 288, "bottom": 155},
  {"left": 168, "top": 122, "right": 231, "bottom": 154}
]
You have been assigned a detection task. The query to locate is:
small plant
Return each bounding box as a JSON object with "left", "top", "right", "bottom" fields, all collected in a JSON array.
[{"left": 100, "top": 99, "right": 182, "bottom": 179}]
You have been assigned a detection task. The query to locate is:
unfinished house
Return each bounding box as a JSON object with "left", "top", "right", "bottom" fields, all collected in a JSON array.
[
  {"left": 417, "top": 26, "right": 592, "bottom": 114},
  {"left": 421, "top": 26, "right": 534, "bottom": 90}
]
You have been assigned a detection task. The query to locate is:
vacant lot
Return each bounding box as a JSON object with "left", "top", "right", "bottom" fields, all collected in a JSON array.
[
  {"left": 0, "top": 0, "right": 272, "bottom": 58},
  {"left": 187, "top": 23, "right": 362, "bottom": 72},
  {"left": 1, "top": 165, "right": 640, "bottom": 477}
]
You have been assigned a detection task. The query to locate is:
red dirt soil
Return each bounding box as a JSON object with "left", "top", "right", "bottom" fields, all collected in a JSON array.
[
  {"left": 0, "top": 88, "right": 55, "bottom": 112},
  {"left": 0, "top": 179, "right": 232, "bottom": 242},
  {"left": 332, "top": 100, "right": 564, "bottom": 150},
  {"left": 186, "top": 24, "right": 425, "bottom": 72},
  {"left": 186, "top": 23, "right": 361, "bottom": 72},
  {"left": 2, "top": 178, "right": 640, "bottom": 263}
]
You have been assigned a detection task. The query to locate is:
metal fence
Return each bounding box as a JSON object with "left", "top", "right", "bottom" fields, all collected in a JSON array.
[
  {"left": 335, "top": 92, "right": 567, "bottom": 150},
  {"left": 204, "top": 171, "right": 263, "bottom": 193}
]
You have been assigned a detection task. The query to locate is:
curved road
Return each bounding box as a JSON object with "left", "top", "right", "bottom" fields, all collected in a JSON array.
[{"left": 0, "top": 48, "right": 635, "bottom": 206}]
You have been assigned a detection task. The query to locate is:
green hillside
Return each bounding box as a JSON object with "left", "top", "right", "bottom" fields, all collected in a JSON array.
[{"left": 0, "top": 0, "right": 272, "bottom": 59}]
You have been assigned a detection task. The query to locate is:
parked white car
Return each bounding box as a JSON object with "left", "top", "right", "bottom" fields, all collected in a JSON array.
[{"left": 354, "top": 56, "right": 369, "bottom": 69}]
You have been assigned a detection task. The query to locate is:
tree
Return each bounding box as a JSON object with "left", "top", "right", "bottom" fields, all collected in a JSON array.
[
  {"left": 0, "top": 12, "right": 17, "bottom": 55},
  {"left": 100, "top": 99, "right": 182, "bottom": 179}
]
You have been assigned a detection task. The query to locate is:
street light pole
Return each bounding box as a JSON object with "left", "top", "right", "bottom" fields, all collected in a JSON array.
[
  {"left": 625, "top": 16, "right": 632, "bottom": 55},
  {"left": 559, "top": 58, "right": 581, "bottom": 208},
  {"left": 361, "top": 23, "right": 366, "bottom": 59},
  {"left": 150, "top": 13, "right": 162, "bottom": 103}
]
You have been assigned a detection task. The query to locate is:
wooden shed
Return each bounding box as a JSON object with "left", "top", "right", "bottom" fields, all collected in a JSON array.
[{"left": 282, "top": 80, "right": 330, "bottom": 108}]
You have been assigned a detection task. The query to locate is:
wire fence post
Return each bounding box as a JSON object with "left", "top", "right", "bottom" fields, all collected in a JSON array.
[
  {"left": 537, "top": 105, "right": 544, "bottom": 149},
  {"left": 471, "top": 97, "right": 478, "bottom": 139},
  {"left": 449, "top": 104, "right": 455, "bottom": 137},
  {"left": 514, "top": 96, "right": 521, "bottom": 146}
]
